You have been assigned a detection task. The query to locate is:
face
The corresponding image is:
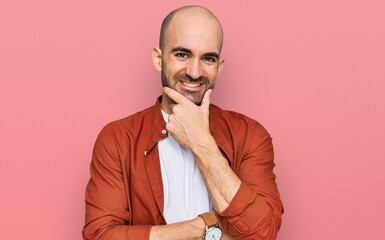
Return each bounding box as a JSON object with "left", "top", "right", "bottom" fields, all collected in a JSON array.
[{"left": 153, "top": 11, "right": 225, "bottom": 106}]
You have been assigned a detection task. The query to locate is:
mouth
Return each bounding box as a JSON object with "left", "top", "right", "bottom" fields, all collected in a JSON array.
[{"left": 180, "top": 81, "right": 204, "bottom": 88}]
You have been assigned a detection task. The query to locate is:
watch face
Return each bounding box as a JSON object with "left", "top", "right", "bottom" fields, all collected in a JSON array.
[{"left": 205, "top": 227, "right": 222, "bottom": 240}]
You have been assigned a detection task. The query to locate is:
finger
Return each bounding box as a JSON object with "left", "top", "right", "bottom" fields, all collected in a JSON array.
[
  {"left": 163, "top": 87, "right": 187, "bottom": 104},
  {"left": 200, "top": 89, "right": 212, "bottom": 110},
  {"left": 169, "top": 104, "right": 182, "bottom": 115},
  {"left": 169, "top": 103, "right": 176, "bottom": 113}
]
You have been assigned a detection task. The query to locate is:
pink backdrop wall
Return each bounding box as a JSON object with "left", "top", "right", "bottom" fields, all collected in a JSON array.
[{"left": 1, "top": 0, "right": 384, "bottom": 239}]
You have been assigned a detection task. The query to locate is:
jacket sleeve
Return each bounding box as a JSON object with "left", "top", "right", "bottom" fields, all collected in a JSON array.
[
  {"left": 215, "top": 123, "right": 283, "bottom": 240},
  {"left": 82, "top": 125, "right": 152, "bottom": 240}
]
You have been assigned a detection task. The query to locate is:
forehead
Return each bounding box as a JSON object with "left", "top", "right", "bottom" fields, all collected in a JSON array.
[{"left": 165, "top": 11, "right": 222, "bottom": 53}]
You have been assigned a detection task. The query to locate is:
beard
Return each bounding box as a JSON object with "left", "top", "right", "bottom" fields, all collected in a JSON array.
[{"left": 161, "top": 71, "right": 214, "bottom": 106}]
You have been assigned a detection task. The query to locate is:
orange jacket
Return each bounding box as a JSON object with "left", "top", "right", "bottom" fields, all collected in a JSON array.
[{"left": 83, "top": 98, "right": 283, "bottom": 239}]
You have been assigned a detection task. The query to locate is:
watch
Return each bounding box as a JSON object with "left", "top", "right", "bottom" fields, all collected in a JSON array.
[{"left": 199, "top": 212, "right": 223, "bottom": 240}]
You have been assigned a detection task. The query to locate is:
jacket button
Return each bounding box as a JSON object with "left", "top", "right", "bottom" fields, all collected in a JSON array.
[
  {"left": 144, "top": 151, "right": 147, "bottom": 156},
  {"left": 162, "top": 129, "right": 167, "bottom": 134}
]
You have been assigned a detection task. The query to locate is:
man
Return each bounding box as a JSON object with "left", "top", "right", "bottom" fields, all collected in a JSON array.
[{"left": 83, "top": 5, "right": 283, "bottom": 240}]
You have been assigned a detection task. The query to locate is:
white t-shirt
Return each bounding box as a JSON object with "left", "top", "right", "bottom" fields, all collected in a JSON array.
[{"left": 158, "top": 109, "right": 213, "bottom": 224}]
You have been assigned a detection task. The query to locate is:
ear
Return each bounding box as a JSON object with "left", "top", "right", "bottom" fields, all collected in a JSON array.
[
  {"left": 217, "top": 57, "right": 225, "bottom": 76},
  {"left": 152, "top": 47, "right": 162, "bottom": 72}
]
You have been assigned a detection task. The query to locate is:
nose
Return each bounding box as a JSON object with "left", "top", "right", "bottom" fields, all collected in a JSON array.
[{"left": 186, "top": 58, "right": 203, "bottom": 80}]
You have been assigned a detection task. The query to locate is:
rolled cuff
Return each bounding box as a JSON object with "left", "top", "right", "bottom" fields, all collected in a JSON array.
[
  {"left": 216, "top": 181, "right": 278, "bottom": 240},
  {"left": 215, "top": 182, "right": 257, "bottom": 234},
  {"left": 83, "top": 224, "right": 152, "bottom": 240},
  {"left": 126, "top": 225, "right": 152, "bottom": 240}
]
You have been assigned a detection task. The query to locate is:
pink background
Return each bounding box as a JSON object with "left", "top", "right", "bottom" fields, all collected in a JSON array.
[{"left": 1, "top": 0, "right": 384, "bottom": 239}]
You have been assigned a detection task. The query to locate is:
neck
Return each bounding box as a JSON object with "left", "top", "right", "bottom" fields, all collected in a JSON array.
[{"left": 160, "top": 94, "right": 175, "bottom": 114}]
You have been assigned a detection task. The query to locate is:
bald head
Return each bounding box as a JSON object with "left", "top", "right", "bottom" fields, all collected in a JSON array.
[{"left": 159, "top": 5, "right": 223, "bottom": 53}]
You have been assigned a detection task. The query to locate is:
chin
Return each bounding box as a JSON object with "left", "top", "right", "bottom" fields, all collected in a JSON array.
[
  {"left": 183, "top": 93, "right": 203, "bottom": 106},
  {"left": 177, "top": 87, "right": 209, "bottom": 106}
]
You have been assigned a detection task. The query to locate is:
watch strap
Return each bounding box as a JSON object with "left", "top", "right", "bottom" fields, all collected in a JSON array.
[{"left": 199, "top": 212, "right": 218, "bottom": 228}]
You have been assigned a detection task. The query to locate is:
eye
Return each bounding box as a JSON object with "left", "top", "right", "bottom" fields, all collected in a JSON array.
[
  {"left": 175, "top": 53, "right": 188, "bottom": 58},
  {"left": 204, "top": 57, "right": 216, "bottom": 62}
]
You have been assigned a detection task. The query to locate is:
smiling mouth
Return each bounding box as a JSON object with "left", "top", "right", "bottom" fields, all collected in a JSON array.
[{"left": 181, "top": 81, "right": 203, "bottom": 88}]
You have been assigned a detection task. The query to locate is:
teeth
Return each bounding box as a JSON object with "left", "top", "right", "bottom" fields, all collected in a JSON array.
[{"left": 182, "top": 82, "right": 201, "bottom": 87}]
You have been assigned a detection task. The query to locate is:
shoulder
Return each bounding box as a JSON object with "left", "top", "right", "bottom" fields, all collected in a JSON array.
[
  {"left": 96, "top": 104, "right": 158, "bottom": 145},
  {"left": 209, "top": 104, "right": 273, "bottom": 167},
  {"left": 209, "top": 104, "right": 270, "bottom": 138},
  {"left": 103, "top": 105, "right": 156, "bottom": 133}
]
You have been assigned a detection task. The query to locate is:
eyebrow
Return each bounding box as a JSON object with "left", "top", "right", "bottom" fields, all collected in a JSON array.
[
  {"left": 171, "top": 47, "right": 219, "bottom": 59},
  {"left": 204, "top": 52, "right": 220, "bottom": 59},
  {"left": 171, "top": 47, "right": 192, "bottom": 54}
]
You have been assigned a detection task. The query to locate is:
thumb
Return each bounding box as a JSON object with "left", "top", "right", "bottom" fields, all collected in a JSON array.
[{"left": 201, "top": 89, "right": 212, "bottom": 110}]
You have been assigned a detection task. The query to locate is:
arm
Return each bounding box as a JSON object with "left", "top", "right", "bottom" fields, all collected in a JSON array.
[
  {"left": 163, "top": 88, "right": 239, "bottom": 213},
  {"left": 195, "top": 126, "right": 283, "bottom": 240},
  {"left": 83, "top": 125, "right": 152, "bottom": 239},
  {"left": 163, "top": 87, "right": 283, "bottom": 239},
  {"left": 150, "top": 217, "right": 204, "bottom": 240},
  {"left": 190, "top": 135, "right": 241, "bottom": 213}
]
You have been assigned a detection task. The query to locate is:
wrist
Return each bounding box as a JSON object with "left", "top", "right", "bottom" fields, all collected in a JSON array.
[
  {"left": 150, "top": 217, "right": 206, "bottom": 240},
  {"left": 199, "top": 212, "right": 223, "bottom": 240},
  {"left": 190, "top": 217, "right": 206, "bottom": 240},
  {"left": 192, "top": 216, "right": 206, "bottom": 231},
  {"left": 190, "top": 134, "right": 219, "bottom": 157}
]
